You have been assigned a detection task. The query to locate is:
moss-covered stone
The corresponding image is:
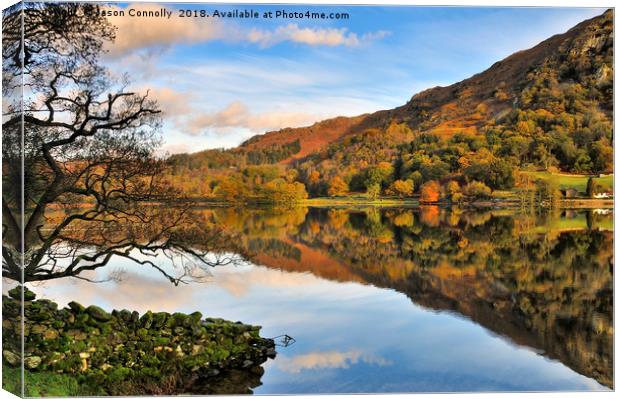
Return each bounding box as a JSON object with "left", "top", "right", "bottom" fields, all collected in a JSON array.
[
  {"left": 8, "top": 286, "right": 37, "bottom": 301},
  {"left": 68, "top": 301, "right": 85, "bottom": 313},
  {"left": 2, "top": 294, "right": 277, "bottom": 395},
  {"left": 86, "top": 305, "right": 112, "bottom": 322}
]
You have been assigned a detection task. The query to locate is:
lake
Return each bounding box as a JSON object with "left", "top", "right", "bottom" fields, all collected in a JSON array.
[{"left": 15, "top": 206, "right": 613, "bottom": 393}]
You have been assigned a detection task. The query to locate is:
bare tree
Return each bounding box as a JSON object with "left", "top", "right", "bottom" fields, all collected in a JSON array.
[{"left": 2, "top": 3, "right": 238, "bottom": 284}]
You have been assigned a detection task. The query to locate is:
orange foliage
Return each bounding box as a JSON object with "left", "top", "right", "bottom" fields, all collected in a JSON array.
[
  {"left": 419, "top": 205, "right": 440, "bottom": 226},
  {"left": 420, "top": 180, "right": 441, "bottom": 203},
  {"left": 327, "top": 176, "right": 348, "bottom": 197}
]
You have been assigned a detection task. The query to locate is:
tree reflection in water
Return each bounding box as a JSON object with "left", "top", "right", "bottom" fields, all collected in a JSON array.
[{"left": 206, "top": 206, "right": 613, "bottom": 389}]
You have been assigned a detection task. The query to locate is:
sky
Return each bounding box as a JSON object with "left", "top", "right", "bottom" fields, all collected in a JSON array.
[{"left": 100, "top": 3, "right": 606, "bottom": 154}]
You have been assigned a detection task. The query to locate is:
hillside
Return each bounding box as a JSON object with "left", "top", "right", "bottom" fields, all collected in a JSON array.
[
  {"left": 167, "top": 10, "right": 613, "bottom": 201},
  {"left": 239, "top": 9, "right": 612, "bottom": 159}
]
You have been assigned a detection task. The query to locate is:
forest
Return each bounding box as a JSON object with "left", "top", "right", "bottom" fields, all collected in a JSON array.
[{"left": 164, "top": 10, "right": 613, "bottom": 205}]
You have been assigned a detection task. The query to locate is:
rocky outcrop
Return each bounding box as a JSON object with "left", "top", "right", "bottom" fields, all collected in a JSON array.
[{"left": 2, "top": 287, "right": 276, "bottom": 395}]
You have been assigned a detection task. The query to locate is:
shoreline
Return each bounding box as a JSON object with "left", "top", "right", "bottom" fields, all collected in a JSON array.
[{"left": 182, "top": 197, "right": 614, "bottom": 210}]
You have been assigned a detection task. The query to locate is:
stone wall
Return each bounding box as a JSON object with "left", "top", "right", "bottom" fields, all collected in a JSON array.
[{"left": 2, "top": 287, "right": 276, "bottom": 395}]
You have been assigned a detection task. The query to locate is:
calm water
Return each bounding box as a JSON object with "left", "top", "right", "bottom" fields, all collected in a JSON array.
[{"left": 15, "top": 207, "right": 613, "bottom": 393}]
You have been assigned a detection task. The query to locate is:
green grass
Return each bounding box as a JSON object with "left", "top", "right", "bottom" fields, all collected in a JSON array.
[
  {"left": 2, "top": 365, "right": 99, "bottom": 397},
  {"left": 530, "top": 213, "right": 613, "bottom": 233},
  {"left": 522, "top": 171, "right": 614, "bottom": 193},
  {"left": 303, "top": 196, "right": 419, "bottom": 207}
]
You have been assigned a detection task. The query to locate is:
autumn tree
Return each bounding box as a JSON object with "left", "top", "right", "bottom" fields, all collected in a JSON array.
[
  {"left": 535, "top": 179, "right": 561, "bottom": 206},
  {"left": 386, "top": 179, "right": 414, "bottom": 198},
  {"left": 215, "top": 176, "right": 247, "bottom": 203},
  {"left": 419, "top": 181, "right": 441, "bottom": 203},
  {"left": 327, "top": 176, "right": 348, "bottom": 197},
  {"left": 445, "top": 180, "right": 463, "bottom": 203},
  {"left": 463, "top": 181, "right": 492, "bottom": 199},
  {"left": 261, "top": 179, "right": 308, "bottom": 204},
  {"left": 366, "top": 184, "right": 381, "bottom": 200}
]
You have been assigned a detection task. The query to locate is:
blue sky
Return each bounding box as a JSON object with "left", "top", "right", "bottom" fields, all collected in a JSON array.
[{"left": 101, "top": 4, "right": 606, "bottom": 154}]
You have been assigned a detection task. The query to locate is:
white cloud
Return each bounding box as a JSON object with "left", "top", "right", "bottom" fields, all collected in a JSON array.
[
  {"left": 102, "top": 4, "right": 389, "bottom": 57},
  {"left": 247, "top": 24, "right": 389, "bottom": 48},
  {"left": 103, "top": 4, "right": 227, "bottom": 57},
  {"left": 186, "top": 101, "right": 319, "bottom": 135},
  {"left": 277, "top": 350, "right": 392, "bottom": 374},
  {"left": 143, "top": 85, "right": 322, "bottom": 137},
  {"left": 214, "top": 264, "right": 326, "bottom": 298}
]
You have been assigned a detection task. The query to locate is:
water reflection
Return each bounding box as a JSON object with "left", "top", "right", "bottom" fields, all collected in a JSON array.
[{"left": 18, "top": 207, "right": 613, "bottom": 393}]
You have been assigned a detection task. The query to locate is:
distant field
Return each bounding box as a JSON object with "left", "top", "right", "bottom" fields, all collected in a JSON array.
[
  {"left": 522, "top": 171, "right": 614, "bottom": 193},
  {"left": 531, "top": 212, "right": 613, "bottom": 233},
  {"left": 304, "top": 196, "right": 419, "bottom": 207}
]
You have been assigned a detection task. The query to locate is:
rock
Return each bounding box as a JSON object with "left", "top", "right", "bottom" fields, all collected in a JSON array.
[
  {"left": 24, "top": 289, "right": 36, "bottom": 301},
  {"left": 206, "top": 369, "right": 220, "bottom": 377},
  {"left": 171, "top": 312, "right": 187, "bottom": 327},
  {"left": 86, "top": 305, "right": 111, "bottom": 322},
  {"left": 191, "top": 345, "right": 204, "bottom": 355},
  {"left": 8, "top": 295, "right": 276, "bottom": 385},
  {"left": 43, "top": 328, "right": 59, "bottom": 340},
  {"left": 153, "top": 312, "right": 168, "bottom": 328},
  {"left": 24, "top": 356, "right": 42, "bottom": 369},
  {"left": 66, "top": 329, "right": 88, "bottom": 340},
  {"left": 31, "top": 324, "right": 48, "bottom": 334},
  {"left": 76, "top": 313, "right": 90, "bottom": 324},
  {"left": 8, "top": 286, "right": 36, "bottom": 301},
  {"left": 31, "top": 310, "right": 54, "bottom": 322},
  {"left": 139, "top": 311, "right": 154, "bottom": 329},
  {"left": 119, "top": 309, "right": 132, "bottom": 322},
  {"left": 37, "top": 299, "right": 58, "bottom": 311},
  {"left": 190, "top": 311, "right": 203, "bottom": 323},
  {"left": 3, "top": 350, "right": 20, "bottom": 366},
  {"left": 68, "top": 301, "right": 85, "bottom": 313},
  {"left": 7, "top": 287, "right": 20, "bottom": 300},
  {"left": 52, "top": 320, "right": 65, "bottom": 329}
]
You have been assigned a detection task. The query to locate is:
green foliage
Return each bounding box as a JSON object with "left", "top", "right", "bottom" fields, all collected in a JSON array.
[
  {"left": 386, "top": 179, "right": 415, "bottom": 198},
  {"left": 366, "top": 183, "right": 381, "bottom": 200},
  {"left": 3, "top": 366, "right": 96, "bottom": 397},
  {"left": 464, "top": 157, "right": 515, "bottom": 190},
  {"left": 535, "top": 178, "right": 562, "bottom": 206},
  {"left": 586, "top": 177, "right": 604, "bottom": 197},
  {"left": 463, "top": 181, "right": 492, "bottom": 199},
  {"left": 246, "top": 140, "right": 301, "bottom": 164}
]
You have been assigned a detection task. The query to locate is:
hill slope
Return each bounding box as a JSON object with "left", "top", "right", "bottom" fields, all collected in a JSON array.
[
  {"left": 238, "top": 9, "right": 612, "bottom": 162},
  {"left": 168, "top": 10, "right": 612, "bottom": 200}
]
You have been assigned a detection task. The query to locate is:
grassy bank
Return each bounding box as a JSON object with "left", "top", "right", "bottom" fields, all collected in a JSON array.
[
  {"left": 522, "top": 171, "right": 613, "bottom": 193},
  {"left": 302, "top": 196, "right": 419, "bottom": 207},
  {"left": 3, "top": 366, "right": 92, "bottom": 397}
]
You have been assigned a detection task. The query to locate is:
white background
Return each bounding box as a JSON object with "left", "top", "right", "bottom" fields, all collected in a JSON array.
[{"left": 0, "top": 0, "right": 616, "bottom": 398}]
